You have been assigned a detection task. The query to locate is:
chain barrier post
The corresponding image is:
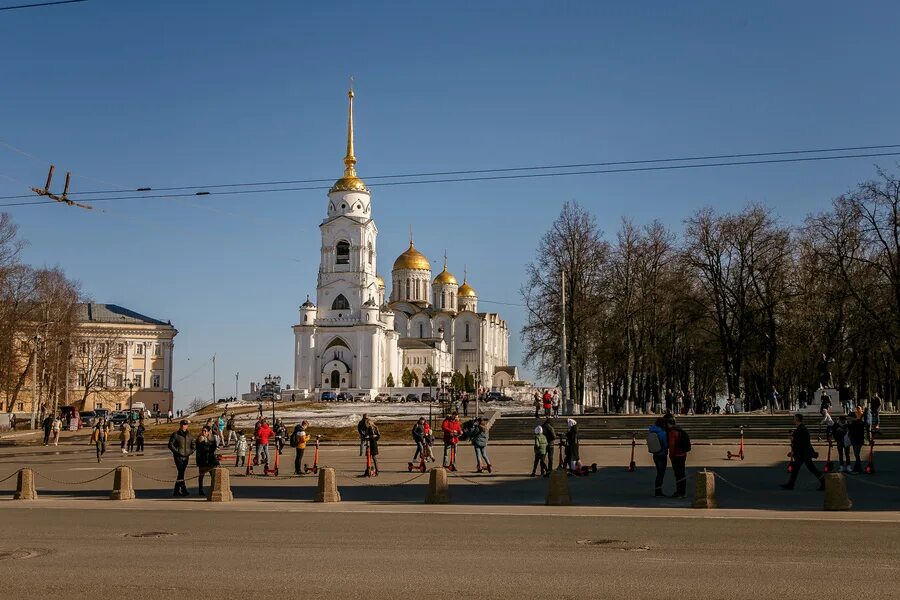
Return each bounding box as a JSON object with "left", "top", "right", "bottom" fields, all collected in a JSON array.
[
  {"left": 110, "top": 466, "right": 135, "bottom": 501},
  {"left": 692, "top": 469, "right": 717, "bottom": 509},
  {"left": 823, "top": 472, "right": 852, "bottom": 510},
  {"left": 545, "top": 468, "right": 571, "bottom": 505},
  {"left": 208, "top": 466, "right": 233, "bottom": 502},
  {"left": 314, "top": 467, "right": 341, "bottom": 502},
  {"left": 425, "top": 467, "right": 450, "bottom": 504},
  {"left": 14, "top": 468, "right": 37, "bottom": 501}
]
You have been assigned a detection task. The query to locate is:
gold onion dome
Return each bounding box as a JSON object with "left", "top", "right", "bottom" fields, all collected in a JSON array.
[
  {"left": 433, "top": 255, "right": 458, "bottom": 285},
  {"left": 329, "top": 88, "right": 369, "bottom": 194},
  {"left": 393, "top": 241, "right": 431, "bottom": 271},
  {"left": 458, "top": 268, "right": 477, "bottom": 297}
]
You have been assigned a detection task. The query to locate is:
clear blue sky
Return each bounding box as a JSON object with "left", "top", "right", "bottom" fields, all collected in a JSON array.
[{"left": 2, "top": 1, "right": 899, "bottom": 408}]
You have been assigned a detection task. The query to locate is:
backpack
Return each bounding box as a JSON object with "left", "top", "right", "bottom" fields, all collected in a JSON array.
[
  {"left": 646, "top": 431, "right": 663, "bottom": 454},
  {"left": 678, "top": 428, "right": 692, "bottom": 453}
]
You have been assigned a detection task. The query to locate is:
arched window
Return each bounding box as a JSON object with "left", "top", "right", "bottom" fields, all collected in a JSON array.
[
  {"left": 406, "top": 279, "right": 411, "bottom": 299},
  {"left": 450, "top": 292, "right": 455, "bottom": 309},
  {"left": 465, "top": 323, "right": 470, "bottom": 342},
  {"left": 332, "top": 294, "right": 350, "bottom": 310},
  {"left": 336, "top": 241, "right": 350, "bottom": 265},
  {"left": 367, "top": 242, "right": 373, "bottom": 265}
]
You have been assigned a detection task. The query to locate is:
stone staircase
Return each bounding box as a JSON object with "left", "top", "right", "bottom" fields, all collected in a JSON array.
[{"left": 487, "top": 413, "right": 900, "bottom": 441}]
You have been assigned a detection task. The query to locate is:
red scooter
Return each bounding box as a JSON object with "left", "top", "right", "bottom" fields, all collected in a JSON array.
[{"left": 303, "top": 435, "right": 321, "bottom": 475}]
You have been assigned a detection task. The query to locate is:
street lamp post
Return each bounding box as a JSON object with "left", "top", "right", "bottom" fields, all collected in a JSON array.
[
  {"left": 125, "top": 377, "right": 134, "bottom": 412},
  {"left": 264, "top": 374, "right": 281, "bottom": 423}
]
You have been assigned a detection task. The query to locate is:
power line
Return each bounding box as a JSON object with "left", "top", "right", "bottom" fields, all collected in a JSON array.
[
  {"left": 0, "top": 0, "right": 86, "bottom": 11},
  {"left": 1, "top": 143, "right": 898, "bottom": 200},
  {"left": 3, "top": 150, "right": 899, "bottom": 209}
]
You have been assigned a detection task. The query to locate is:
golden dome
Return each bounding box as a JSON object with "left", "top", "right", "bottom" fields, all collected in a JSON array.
[
  {"left": 458, "top": 281, "right": 477, "bottom": 298},
  {"left": 375, "top": 275, "right": 385, "bottom": 289},
  {"left": 433, "top": 255, "right": 458, "bottom": 285},
  {"left": 329, "top": 88, "right": 369, "bottom": 194},
  {"left": 393, "top": 241, "right": 431, "bottom": 271}
]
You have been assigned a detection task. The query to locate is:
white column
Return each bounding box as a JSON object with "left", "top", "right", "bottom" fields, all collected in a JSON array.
[
  {"left": 143, "top": 341, "right": 150, "bottom": 389},
  {"left": 163, "top": 341, "right": 173, "bottom": 390}
]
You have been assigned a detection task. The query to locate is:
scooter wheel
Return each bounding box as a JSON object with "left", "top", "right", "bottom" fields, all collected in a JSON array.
[
  {"left": 274, "top": 468, "right": 279, "bottom": 476},
  {"left": 591, "top": 463, "right": 598, "bottom": 473},
  {"left": 487, "top": 464, "right": 492, "bottom": 473},
  {"left": 408, "top": 463, "right": 413, "bottom": 472},
  {"left": 727, "top": 452, "right": 732, "bottom": 459}
]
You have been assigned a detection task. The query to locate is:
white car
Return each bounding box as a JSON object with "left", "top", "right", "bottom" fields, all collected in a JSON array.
[
  {"left": 354, "top": 393, "right": 372, "bottom": 403},
  {"left": 374, "top": 393, "right": 390, "bottom": 403},
  {"left": 391, "top": 394, "right": 405, "bottom": 403}
]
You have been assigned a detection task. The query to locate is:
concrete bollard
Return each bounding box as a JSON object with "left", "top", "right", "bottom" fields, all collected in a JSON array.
[
  {"left": 13, "top": 468, "right": 37, "bottom": 501},
  {"left": 692, "top": 469, "right": 717, "bottom": 509},
  {"left": 314, "top": 467, "right": 341, "bottom": 503},
  {"left": 823, "top": 473, "right": 852, "bottom": 511},
  {"left": 425, "top": 467, "right": 451, "bottom": 504},
  {"left": 545, "top": 469, "right": 572, "bottom": 506},
  {"left": 208, "top": 466, "right": 233, "bottom": 502},
  {"left": 110, "top": 466, "right": 135, "bottom": 501}
]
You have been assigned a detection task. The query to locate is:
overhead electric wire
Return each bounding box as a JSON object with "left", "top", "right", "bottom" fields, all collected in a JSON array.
[
  {"left": 0, "top": 0, "right": 86, "bottom": 10},
  {"left": 3, "top": 150, "right": 899, "bottom": 209},
  {"left": 1, "top": 143, "right": 898, "bottom": 201}
]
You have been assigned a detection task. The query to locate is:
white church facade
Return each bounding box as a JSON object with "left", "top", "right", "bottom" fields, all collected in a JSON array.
[{"left": 291, "top": 90, "right": 514, "bottom": 397}]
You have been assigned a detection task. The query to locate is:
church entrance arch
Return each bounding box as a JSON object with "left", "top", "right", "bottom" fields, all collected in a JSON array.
[{"left": 330, "top": 370, "right": 340, "bottom": 389}]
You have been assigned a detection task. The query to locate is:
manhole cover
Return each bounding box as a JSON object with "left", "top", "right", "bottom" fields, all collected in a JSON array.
[
  {"left": 576, "top": 539, "right": 650, "bottom": 552},
  {"left": 0, "top": 548, "right": 51, "bottom": 560},
  {"left": 122, "top": 531, "right": 177, "bottom": 539}
]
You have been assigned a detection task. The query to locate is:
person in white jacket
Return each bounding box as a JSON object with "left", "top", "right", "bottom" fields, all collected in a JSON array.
[
  {"left": 234, "top": 432, "right": 248, "bottom": 467},
  {"left": 50, "top": 416, "right": 62, "bottom": 446}
]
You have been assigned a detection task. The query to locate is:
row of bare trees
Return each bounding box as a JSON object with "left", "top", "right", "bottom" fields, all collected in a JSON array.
[
  {"left": 522, "top": 168, "right": 900, "bottom": 412},
  {"left": 0, "top": 214, "right": 121, "bottom": 418}
]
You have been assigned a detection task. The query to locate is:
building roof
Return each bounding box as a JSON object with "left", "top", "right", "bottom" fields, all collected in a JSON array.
[
  {"left": 494, "top": 366, "right": 518, "bottom": 377},
  {"left": 398, "top": 338, "right": 440, "bottom": 351},
  {"left": 393, "top": 241, "right": 431, "bottom": 271},
  {"left": 76, "top": 303, "right": 172, "bottom": 327}
]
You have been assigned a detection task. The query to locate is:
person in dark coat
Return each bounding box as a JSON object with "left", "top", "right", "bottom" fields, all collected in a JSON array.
[
  {"left": 42, "top": 414, "right": 53, "bottom": 446},
  {"left": 565, "top": 419, "right": 580, "bottom": 472},
  {"left": 363, "top": 417, "right": 380, "bottom": 475},
  {"left": 167, "top": 420, "right": 195, "bottom": 497},
  {"left": 195, "top": 426, "right": 219, "bottom": 496},
  {"left": 541, "top": 418, "right": 557, "bottom": 476},
  {"left": 847, "top": 413, "right": 867, "bottom": 472},
  {"left": 782, "top": 414, "right": 824, "bottom": 491}
]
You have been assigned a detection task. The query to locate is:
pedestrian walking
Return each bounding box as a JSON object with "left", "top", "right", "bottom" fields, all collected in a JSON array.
[
  {"left": 551, "top": 394, "right": 560, "bottom": 417},
  {"left": 364, "top": 416, "right": 380, "bottom": 475},
  {"left": 411, "top": 417, "right": 426, "bottom": 463},
  {"left": 767, "top": 386, "right": 780, "bottom": 414},
  {"left": 565, "top": 419, "right": 580, "bottom": 472},
  {"left": 225, "top": 413, "right": 237, "bottom": 447},
  {"left": 647, "top": 417, "right": 668, "bottom": 497},
  {"left": 167, "top": 420, "right": 195, "bottom": 497},
  {"left": 275, "top": 419, "right": 287, "bottom": 455},
  {"left": 166, "top": 409, "right": 173, "bottom": 424},
  {"left": 119, "top": 422, "right": 131, "bottom": 456},
  {"left": 665, "top": 415, "right": 691, "bottom": 497},
  {"left": 531, "top": 425, "right": 548, "bottom": 476},
  {"left": 441, "top": 412, "right": 462, "bottom": 470},
  {"left": 832, "top": 415, "right": 849, "bottom": 473},
  {"left": 847, "top": 413, "right": 867, "bottom": 472},
  {"left": 462, "top": 394, "right": 469, "bottom": 417},
  {"left": 870, "top": 394, "right": 882, "bottom": 433},
  {"left": 684, "top": 389, "right": 695, "bottom": 415},
  {"left": 533, "top": 392, "right": 543, "bottom": 419},
  {"left": 195, "top": 426, "right": 219, "bottom": 497},
  {"left": 291, "top": 420, "right": 310, "bottom": 475},
  {"left": 42, "top": 414, "right": 53, "bottom": 446},
  {"left": 234, "top": 431, "right": 248, "bottom": 467},
  {"left": 781, "top": 414, "right": 825, "bottom": 491},
  {"left": 470, "top": 416, "right": 491, "bottom": 472},
  {"left": 423, "top": 421, "right": 436, "bottom": 462},
  {"left": 541, "top": 418, "right": 556, "bottom": 476},
  {"left": 91, "top": 417, "right": 108, "bottom": 462},
  {"left": 50, "top": 414, "right": 62, "bottom": 446},
  {"left": 357, "top": 414, "right": 368, "bottom": 457}
]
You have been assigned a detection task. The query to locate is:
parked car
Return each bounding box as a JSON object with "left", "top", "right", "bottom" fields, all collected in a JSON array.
[
  {"left": 390, "top": 393, "right": 405, "bottom": 403},
  {"left": 94, "top": 408, "right": 110, "bottom": 421},
  {"left": 336, "top": 392, "right": 352, "bottom": 402},
  {"left": 421, "top": 392, "right": 434, "bottom": 403},
  {"left": 406, "top": 393, "right": 420, "bottom": 403},
  {"left": 374, "top": 393, "right": 390, "bottom": 402},
  {"left": 79, "top": 411, "right": 97, "bottom": 427},
  {"left": 354, "top": 393, "right": 371, "bottom": 402},
  {"left": 110, "top": 411, "right": 128, "bottom": 426},
  {"left": 437, "top": 393, "right": 452, "bottom": 403},
  {"left": 485, "top": 392, "right": 503, "bottom": 402},
  {"left": 320, "top": 391, "right": 336, "bottom": 402}
]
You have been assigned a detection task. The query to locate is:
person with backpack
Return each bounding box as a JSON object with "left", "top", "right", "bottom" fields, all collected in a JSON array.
[
  {"left": 531, "top": 425, "right": 548, "bottom": 477},
  {"left": 565, "top": 419, "right": 580, "bottom": 473},
  {"left": 411, "top": 417, "right": 426, "bottom": 463},
  {"left": 541, "top": 418, "right": 556, "bottom": 475},
  {"left": 665, "top": 415, "right": 691, "bottom": 498},
  {"left": 782, "top": 413, "right": 825, "bottom": 490},
  {"left": 647, "top": 417, "right": 669, "bottom": 497},
  {"left": 291, "top": 420, "right": 310, "bottom": 475}
]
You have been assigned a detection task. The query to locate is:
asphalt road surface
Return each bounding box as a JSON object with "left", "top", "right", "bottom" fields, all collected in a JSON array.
[{"left": 1, "top": 507, "right": 898, "bottom": 599}]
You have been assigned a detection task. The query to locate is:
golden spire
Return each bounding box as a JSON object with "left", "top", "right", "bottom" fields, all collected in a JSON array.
[{"left": 329, "top": 83, "right": 369, "bottom": 194}]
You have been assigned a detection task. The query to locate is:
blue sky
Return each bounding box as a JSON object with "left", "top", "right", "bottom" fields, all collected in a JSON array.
[{"left": 2, "top": 1, "right": 899, "bottom": 408}]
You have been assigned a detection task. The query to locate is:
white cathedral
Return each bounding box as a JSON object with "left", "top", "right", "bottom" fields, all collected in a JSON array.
[{"left": 291, "top": 90, "right": 516, "bottom": 396}]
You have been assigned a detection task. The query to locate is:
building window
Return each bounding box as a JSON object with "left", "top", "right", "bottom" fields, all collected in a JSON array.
[
  {"left": 133, "top": 373, "right": 143, "bottom": 388},
  {"left": 368, "top": 243, "right": 373, "bottom": 265},
  {"left": 117, "top": 343, "right": 125, "bottom": 356},
  {"left": 97, "top": 343, "right": 106, "bottom": 354},
  {"left": 116, "top": 373, "right": 124, "bottom": 388},
  {"left": 80, "top": 342, "right": 88, "bottom": 355},
  {"left": 336, "top": 241, "right": 350, "bottom": 264},
  {"left": 134, "top": 344, "right": 144, "bottom": 356},
  {"left": 151, "top": 374, "right": 161, "bottom": 388},
  {"left": 96, "top": 402, "right": 103, "bottom": 409},
  {"left": 332, "top": 294, "right": 350, "bottom": 310},
  {"left": 465, "top": 323, "right": 470, "bottom": 342},
  {"left": 17, "top": 402, "right": 23, "bottom": 411},
  {"left": 154, "top": 344, "right": 162, "bottom": 357},
  {"left": 115, "top": 403, "right": 122, "bottom": 410},
  {"left": 406, "top": 279, "right": 411, "bottom": 299},
  {"left": 419, "top": 323, "right": 424, "bottom": 338},
  {"left": 78, "top": 373, "right": 86, "bottom": 387},
  {"left": 152, "top": 403, "right": 159, "bottom": 413},
  {"left": 97, "top": 374, "right": 105, "bottom": 388}
]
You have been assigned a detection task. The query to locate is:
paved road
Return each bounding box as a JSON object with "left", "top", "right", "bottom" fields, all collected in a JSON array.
[{"left": 1, "top": 507, "right": 897, "bottom": 599}]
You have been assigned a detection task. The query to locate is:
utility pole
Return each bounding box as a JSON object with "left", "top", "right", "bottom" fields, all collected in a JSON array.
[
  {"left": 560, "top": 270, "right": 571, "bottom": 416},
  {"left": 212, "top": 354, "right": 216, "bottom": 405},
  {"left": 235, "top": 371, "right": 239, "bottom": 401}
]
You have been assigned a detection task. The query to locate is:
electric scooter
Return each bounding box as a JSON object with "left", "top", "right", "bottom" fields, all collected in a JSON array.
[
  {"left": 864, "top": 439, "right": 875, "bottom": 474},
  {"left": 627, "top": 431, "right": 636, "bottom": 472},
  {"left": 304, "top": 435, "right": 321, "bottom": 474},
  {"left": 361, "top": 438, "right": 377, "bottom": 477},
  {"left": 823, "top": 434, "right": 834, "bottom": 473},
  {"left": 726, "top": 426, "right": 745, "bottom": 460},
  {"left": 408, "top": 441, "right": 427, "bottom": 472}
]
